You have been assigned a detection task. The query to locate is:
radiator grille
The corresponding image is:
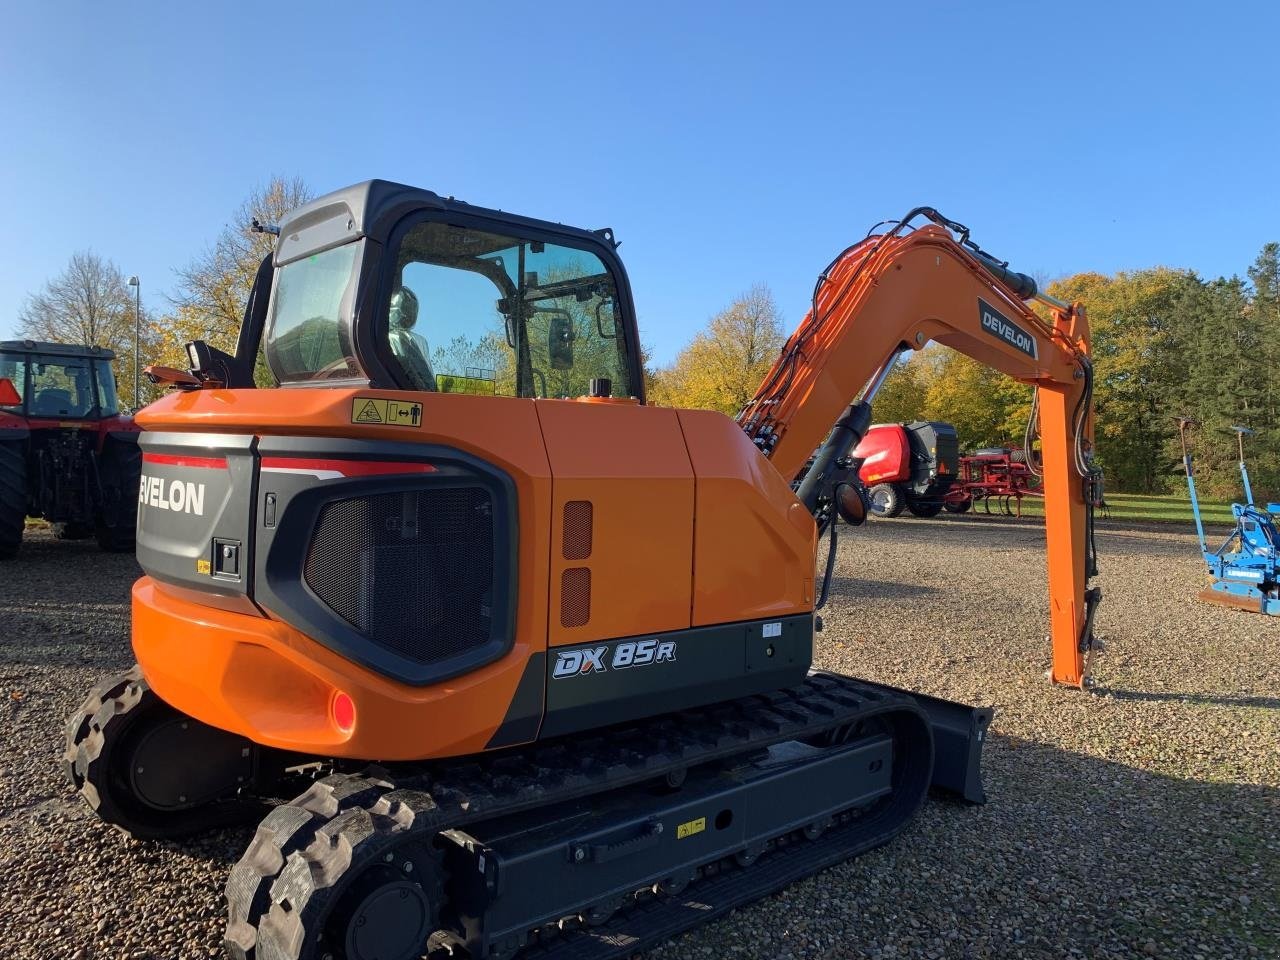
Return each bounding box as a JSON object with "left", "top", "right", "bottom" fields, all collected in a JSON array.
[
  {"left": 561, "top": 567, "right": 591, "bottom": 628},
  {"left": 305, "top": 487, "right": 495, "bottom": 666},
  {"left": 562, "top": 500, "right": 593, "bottom": 560}
]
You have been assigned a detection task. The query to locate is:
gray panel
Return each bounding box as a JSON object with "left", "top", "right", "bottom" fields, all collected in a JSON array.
[
  {"left": 135, "top": 431, "right": 257, "bottom": 605},
  {"left": 541, "top": 614, "right": 813, "bottom": 738}
]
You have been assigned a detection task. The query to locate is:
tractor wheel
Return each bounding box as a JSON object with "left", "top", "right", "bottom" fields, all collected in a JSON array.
[
  {"left": 0, "top": 440, "right": 25, "bottom": 560},
  {"left": 907, "top": 500, "right": 944, "bottom": 519},
  {"left": 943, "top": 498, "right": 972, "bottom": 514},
  {"left": 95, "top": 438, "right": 141, "bottom": 553},
  {"left": 64, "top": 665, "right": 265, "bottom": 839},
  {"left": 95, "top": 520, "right": 135, "bottom": 553},
  {"left": 54, "top": 521, "right": 94, "bottom": 540},
  {"left": 868, "top": 483, "right": 906, "bottom": 518}
]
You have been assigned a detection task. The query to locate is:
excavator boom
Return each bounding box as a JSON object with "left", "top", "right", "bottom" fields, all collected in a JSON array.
[{"left": 740, "top": 209, "right": 1101, "bottom": 687}]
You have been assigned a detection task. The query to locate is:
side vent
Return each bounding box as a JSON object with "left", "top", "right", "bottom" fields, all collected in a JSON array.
[
  {"left": 561, "top": 567, "right": 591, "bottom": 628},
  {"left": 562, "top": 500, "right": 593, "bottom": 560}
]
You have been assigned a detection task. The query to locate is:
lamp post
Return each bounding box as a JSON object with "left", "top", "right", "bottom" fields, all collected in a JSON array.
[{"left": 127, "top": 275, "right": 140, "bottom": 410}]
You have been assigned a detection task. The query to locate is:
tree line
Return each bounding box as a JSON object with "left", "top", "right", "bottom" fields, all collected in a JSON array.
[{"left": 16, "top": 183, "right": 1277, "bottom": 499}]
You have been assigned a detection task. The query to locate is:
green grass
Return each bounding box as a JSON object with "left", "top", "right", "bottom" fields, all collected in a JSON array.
[{"left": 993, "top": 492, "right": 1241, "bottom": 525}]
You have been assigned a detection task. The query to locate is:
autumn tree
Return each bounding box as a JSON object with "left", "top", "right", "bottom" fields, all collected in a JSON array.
[
  {"left": 159, "top": 176, "right": 313, "bottom": 383},
  {"left": 649, "top": 285, "right": 784, "bottom": 414},
  {"left": 18, "top": 251, "right": 157, "bottom": 408},
  {"left": 1047, "top": 268, "right": 1200, "bottom": 493}
]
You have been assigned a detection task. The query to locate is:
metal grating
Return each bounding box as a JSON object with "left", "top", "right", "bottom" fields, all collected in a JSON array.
[
  {"left": 562, "top": 500, "right": 593, "bottom": 561},
  {"left": 561, "top": 566, "right": 591, "bottom": 628},
  {"left": 305, "top": 486, "right": 495, "bottom": 666}
]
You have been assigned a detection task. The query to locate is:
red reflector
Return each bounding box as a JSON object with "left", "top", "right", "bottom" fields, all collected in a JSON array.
[
  {"left": 142, "top": 452, "right": 228, "bottom": 469},
  {"left": 331, "top": 691, "right": 356, "bottom": 733},
  {"left": 259, "top": 457, "right": 436, "bottom": 478}
]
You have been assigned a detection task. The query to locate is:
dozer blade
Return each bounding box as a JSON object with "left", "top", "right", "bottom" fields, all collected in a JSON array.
[{"left": 864, "top": 682, "right": 993, "bottom": 804}]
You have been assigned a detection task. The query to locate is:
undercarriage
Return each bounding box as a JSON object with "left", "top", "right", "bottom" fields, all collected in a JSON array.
[{"left": 66, "top": 667, "right": 989, "bottom": 960}]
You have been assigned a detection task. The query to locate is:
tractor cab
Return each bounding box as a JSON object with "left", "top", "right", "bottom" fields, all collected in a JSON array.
[
  {"left": 0, "top": 342, "right": 121, "bottom": 420},
  {"left": 0, "top": 340, "right": 140, "bottom": 557}
]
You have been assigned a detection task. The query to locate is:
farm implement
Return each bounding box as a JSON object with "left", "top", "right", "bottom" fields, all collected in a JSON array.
[
  {"left": 943, "top": 447, "right": 1043, "bottom": 517},
  {"left": 1177, "top": 418, "right": 1280, "bottom": 615}
]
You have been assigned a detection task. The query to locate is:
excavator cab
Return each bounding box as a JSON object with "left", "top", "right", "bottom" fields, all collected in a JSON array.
[{"left": 198, "top": 181, "right": 646, "bottom": 403}]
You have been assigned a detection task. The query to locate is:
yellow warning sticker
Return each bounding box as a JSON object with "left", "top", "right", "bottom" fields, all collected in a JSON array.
[
  {"left": 350, "top": 397, "right": 423, "bottom": 427},
  {"left": 676, "top": 816, "right": 706, "bottom": 840},
  {"left": 196, "top": 558, "right": 211, "bottom": 575}
]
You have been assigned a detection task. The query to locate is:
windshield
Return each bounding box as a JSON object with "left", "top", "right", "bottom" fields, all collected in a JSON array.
[
  {"left": 2, "top": 352, "right": 117, "bottom": 418},
  {"left": 387, "top": 220, "right": 634, "bottom": 399},
  {"left": 264, "top": 242, "right": 363, "bottom": 384}
]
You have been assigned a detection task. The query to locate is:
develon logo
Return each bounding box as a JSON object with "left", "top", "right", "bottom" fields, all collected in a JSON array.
[
  {"left": 978, "top": 297, "right": 1038, "bottom": 360},
  {"left": 138, "top": 475, "right": 207, "bottom": 516}
]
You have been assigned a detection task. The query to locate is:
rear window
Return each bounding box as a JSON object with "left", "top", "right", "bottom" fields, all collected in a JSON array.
[{"left": 265, "top": 242, "right": 363, "bottom": 383}]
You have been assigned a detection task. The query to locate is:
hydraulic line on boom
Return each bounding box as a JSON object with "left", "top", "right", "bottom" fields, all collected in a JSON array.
[{"left": 739, "top": 207, "right": 1104, "bottom": 687}]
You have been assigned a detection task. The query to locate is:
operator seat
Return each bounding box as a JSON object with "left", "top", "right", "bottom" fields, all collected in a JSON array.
[
  {"left": 32, "top": 388, "right": 73, "bottom": 416},
  {"left": 387, "top": 286, "right": 436, "bottom": 391}
]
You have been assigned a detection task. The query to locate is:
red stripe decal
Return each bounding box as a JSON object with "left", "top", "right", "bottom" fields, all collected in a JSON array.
[
  {"left": 259, "top": 457, "right": 436, "bottom": 477},
  {"left": 143, "top": 452, "right": 228, "bottom": 469}
]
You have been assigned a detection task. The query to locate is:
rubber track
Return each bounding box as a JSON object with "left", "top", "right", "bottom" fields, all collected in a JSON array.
[
  {"left": 65, "top": 666, "right": 265, "bottom": 839},
  {"left": 225, "top": 673, "right": 930, "bottom": 960},
  {"left": 0, "top": 440, "right": 25, "bottom": 558}
]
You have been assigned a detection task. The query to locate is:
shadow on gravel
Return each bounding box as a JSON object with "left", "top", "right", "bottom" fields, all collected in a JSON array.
[
  {"left": 827, "top": 577, "right": 940, "bottom": 600},
  {"left": 967, "top": 732, "right": 1280, "bottom": 957},
  {"left": 1096, "top": 688, "right": 1280, "bottom": 710}
]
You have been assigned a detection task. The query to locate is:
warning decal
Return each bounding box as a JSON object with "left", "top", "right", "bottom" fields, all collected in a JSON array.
[
  {"left": 676, "top": 816, "right": 706, "bottom": 840},
  {"left": 350, "top": 397, "right": 424, "bottom": 427}
]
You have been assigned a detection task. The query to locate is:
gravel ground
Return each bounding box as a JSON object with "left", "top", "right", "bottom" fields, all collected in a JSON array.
[{"left": 1, "top": 517, "right": 1276, "bottom": 960}]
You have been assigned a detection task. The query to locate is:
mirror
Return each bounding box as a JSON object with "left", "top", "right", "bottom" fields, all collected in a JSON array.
[
  {"left": 835, "top": 483, "right": 869, "bottom": 526},
  {"left": 549, "top": 314, "right": 575, "bottom": 371}
]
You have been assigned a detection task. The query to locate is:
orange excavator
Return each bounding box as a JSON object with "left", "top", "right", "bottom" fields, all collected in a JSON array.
[{"left": 65, "top": 183, "right": 1101, "bottom": 960}]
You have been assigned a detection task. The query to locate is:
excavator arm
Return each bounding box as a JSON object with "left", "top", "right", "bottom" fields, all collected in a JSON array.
[{"left": 739, "top": 208, "right": 1102, "bottom": 687}]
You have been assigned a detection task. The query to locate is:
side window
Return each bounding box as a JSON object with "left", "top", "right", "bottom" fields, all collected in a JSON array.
[
  {"left": 386, "top": 220, "right": 633, "bottom": 399},
  {"left": 94, "top": 362, "right": 120, "bottom": 416},
  {"left": 394, "top": 262, "right": 511, "bottom": 395}
]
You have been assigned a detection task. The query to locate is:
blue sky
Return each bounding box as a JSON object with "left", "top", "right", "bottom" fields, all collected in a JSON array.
[{"left": 2, "top": 1, "right": 1278, "bottom": 364}]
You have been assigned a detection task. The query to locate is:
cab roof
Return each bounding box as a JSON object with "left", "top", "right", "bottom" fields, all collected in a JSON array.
[
  {"left": 0, "top": 340, "right": 116, "bottom": 360},
  {"left": 275, "top": 179, "right": 620, "bottom": 266}
]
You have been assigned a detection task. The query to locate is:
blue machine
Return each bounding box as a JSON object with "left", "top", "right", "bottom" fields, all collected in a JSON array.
[{"left": 1177, "top": 419, "right": 1280, "bottom": 615}]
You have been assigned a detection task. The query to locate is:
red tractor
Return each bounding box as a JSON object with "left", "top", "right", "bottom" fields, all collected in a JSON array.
[
  {"left": 0, "top": 340, "right": 141, "bottom": 556},
  {"left": 851, "top": 420, "right": 959, "bottom": 517}
]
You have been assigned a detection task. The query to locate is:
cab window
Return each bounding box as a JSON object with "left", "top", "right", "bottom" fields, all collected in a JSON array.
[
  {"left": 386, "top": 220, "right": 634, "bottom": 399},
  {"left": 28, "top": 355, "right": 98, "bottom": 418}
]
